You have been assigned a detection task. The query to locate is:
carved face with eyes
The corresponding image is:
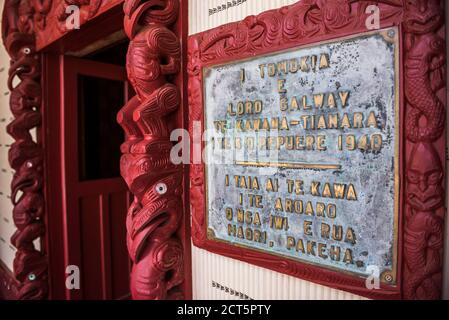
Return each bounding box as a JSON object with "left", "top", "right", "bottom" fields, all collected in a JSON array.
[
  {"left": 407, "top": 143, "right": 444, "bottom": 212},
  {"left": 404, "top": 0, "right": 443, "bottom": 34}
]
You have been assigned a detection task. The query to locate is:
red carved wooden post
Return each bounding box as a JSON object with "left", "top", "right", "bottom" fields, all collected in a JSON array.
[
  {"left": 188, "top": 0, "right": 447, "bottom": 300},
  {"left": 118, "top": 0, "right": 185, "bottom": 300},
  {"left": 2, "top": 0, "right": 48, "bottom": 300},
  {"left": 403, "top": 0, "right": 447, "bottom": 300}
]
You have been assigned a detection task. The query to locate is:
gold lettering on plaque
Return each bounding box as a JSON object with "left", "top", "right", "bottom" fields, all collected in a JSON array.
[{"left": 204, "top": 29, "right": 399, "bottom": 283}]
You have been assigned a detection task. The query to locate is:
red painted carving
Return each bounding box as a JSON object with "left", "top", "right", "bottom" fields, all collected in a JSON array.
[
  {"left": 118, "top": 0, "right": 184, "bottom": 300},
  {"left": 188, "top": 0, "right": 446, "bottom": 300},
  {"left": 55, "top": 0, "right": 103, "bottom": 31},
  {"left": 13, "top": 0, "right": 52, "bottom": 33},
  {"left": 403, "top": 0, "right": 446, "bottom": 300},
  {"left": 2, "top": 1, "right": 47, "bottom": 300}
]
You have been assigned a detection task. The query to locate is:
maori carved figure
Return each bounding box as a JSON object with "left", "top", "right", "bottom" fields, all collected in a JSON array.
[
  {"left": 403, "top": 0, "right": 446, "bottom": 300},
  {"left": 2, "top": 0, "right": 47, "bottom": 300},
  {"left": 118, "top": 0, "right": 184, "bottom": 300},
  {"left": 404, "top": 1, "right": 445, "bottom": 143}
]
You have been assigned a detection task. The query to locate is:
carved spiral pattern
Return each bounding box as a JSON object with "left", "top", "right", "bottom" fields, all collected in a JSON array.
[
  {"left": 2, "top": 1, "right": 47, "bottom": 300},
  {"left": 119, "top": 0, "right": 184, "bottom": 300}
]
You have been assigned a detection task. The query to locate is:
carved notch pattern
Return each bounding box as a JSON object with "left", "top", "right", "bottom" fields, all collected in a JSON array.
[
  {"left": 118, "top": 0, "right": 184, "bottom": 300},
  {"left": 403, "top": 0, "right": 446, "bottom": 300},
  {"left": 2, "top": 0, "right": 47, "bottom": 300},
  {"left": 188, "top": 0, "right": 446, "bottom": 300}
]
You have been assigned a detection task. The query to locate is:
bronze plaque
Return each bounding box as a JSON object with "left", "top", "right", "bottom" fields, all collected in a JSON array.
[{"left": 203, "top": 28, "right": 399, "bottom": 283}]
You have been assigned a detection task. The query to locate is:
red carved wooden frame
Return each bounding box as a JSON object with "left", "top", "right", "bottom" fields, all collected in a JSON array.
[
  {"left": 118, "top": 0, "right": 191, "bottom": 300},
  {"left": 188, "top": 0, "right": 447, "bottom": 300}
]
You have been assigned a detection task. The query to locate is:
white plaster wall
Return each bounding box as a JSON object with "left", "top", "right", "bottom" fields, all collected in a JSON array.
[
  {"left": 189, "top": 0, "right": 449, "bottom": 300},
  {"left": 0, "top": 0, "right": 17, "bottom": 271}
]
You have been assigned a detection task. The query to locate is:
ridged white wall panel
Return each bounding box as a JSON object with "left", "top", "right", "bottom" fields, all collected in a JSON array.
[
  {"left": 0, "top": 0, "right": 17, "bottom": 271},
  {"left": 443, "top": 4, "right": 449, "bottom": 301},
  {"left": 189, "top": 0, "right": 367, "bottom": 300}
]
